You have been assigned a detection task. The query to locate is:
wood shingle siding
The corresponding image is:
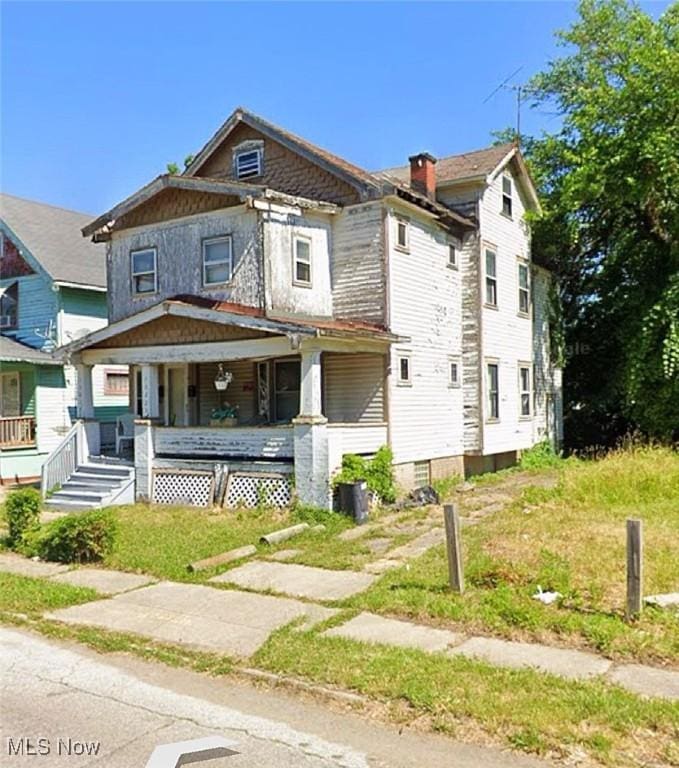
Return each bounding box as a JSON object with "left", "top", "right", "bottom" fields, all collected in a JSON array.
[
  {"left": 323, "top": 353, "right": 385, "bottom": 424},
  {"left": 195, "top": 123, "right": 361, "bottom": 206},
  {"left": 331, "top": 203, "right": 386, "bottom": 324}
]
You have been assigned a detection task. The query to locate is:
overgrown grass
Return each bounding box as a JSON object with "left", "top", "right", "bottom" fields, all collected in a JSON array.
[
  {"left": 351, "top": 446, "right": 679, "bottom": 664},
  {"left": 0, "top": 572, "right": 98, "bottom": 614},
  {"left": 255, "top": 625, "right": 679, "bottom": 765}
]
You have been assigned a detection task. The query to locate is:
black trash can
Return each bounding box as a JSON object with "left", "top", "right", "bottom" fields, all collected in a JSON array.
[{"left": 337, "top": 480, "right": 369, "bottom": 525}]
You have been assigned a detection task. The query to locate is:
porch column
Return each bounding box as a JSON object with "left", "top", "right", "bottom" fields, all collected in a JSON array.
[
  {"left": 134, "top": 419, "right": 155, "bottom": 501},
  {"left": 293, "top": 348, "right": 331, "bottom": 509},
  {"left": 140, "top": 364, "right": 160, "bottom": 419},
  {"left": 76, "top": 364, "right": 99, "bottom": 458}
]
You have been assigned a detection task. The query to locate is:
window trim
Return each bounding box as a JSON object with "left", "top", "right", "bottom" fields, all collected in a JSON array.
[
  {"left": 235, "top": 148, "right": 263, "bottom": 179},
  {"left": 486, "top": 360, "right": 500, "bottom": 422},
  {"left": 447, "top": 240, "right": 458, "bottom": 270},
  {"left": 501, "top": 175, "right": 513, "bottom": 219},
  {"left": 518, "top": 259, "right": 530, "bottom": 317},
  {"left": 448, "top": 356, "right": 461, "bottom": 388},
  {"left": 395, "top": 217, "right": 410, "bottom": 253},
  {"left": 292, "top": 234, "right": 313, "bottom": 288},
  {"left": 484, "top": 247, "right": 498, "bottom": 308},
  {"left": 103, "top": 369, "right": 130, "bottom": 397},
  {"left": 396, "top": 353, "right": 412, "bottom": 386},
  {"left": 518, "top": 362, "right": 532, "bottom": 419},
  {"left": 130, "top": 247, "right": 158, "bottom": 297},
  {"left": 202, "top": 235, "right": 233, "bottom": 287},
  {"left": 0, "top": 281, "right": 18, "bottom": 329}
]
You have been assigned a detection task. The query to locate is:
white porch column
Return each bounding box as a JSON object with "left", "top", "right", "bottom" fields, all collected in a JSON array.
[
  {"left": 293, "top": 348, "right": 331, "bottom": 509},
  {"left": 134, "top": 419, "right": 155, "bottom": 501},
  {"left": 140, "top": 364, "right": 160, "bottom": 419},
  {"left": 76, "top": 364, "right": 95, "bottom": 419},
  {"left": 76, "top": 364, "right": 99, "bottom": 458}
]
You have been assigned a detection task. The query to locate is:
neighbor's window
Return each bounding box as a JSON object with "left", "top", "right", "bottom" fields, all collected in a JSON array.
[
  {"left": 518, "top": 262, "right": 530, "bottom": 315},
  {"left": 104, "top": 370, "right": 129, "bottom": 396},
  {"left": 396, "top": 217, "right": 409, "bottom": 251},
  {"left": 203, "top": 236, "right": 233, "bottom": 286},
  {"left": 235, "top": 148, "right": 262, "bottom": 179},
  {"left": 130, "top": 248, "right": 157, "bottom": 295},
  {"left": 487, "top": 362, "right": 499, "bottom": 420},
  {"left": 397, "top": 354, "right": 411, "bottom": 385},
  {"left": 0, "top": 282, "right": 18, "bottom": 329},
  {"left": 293, "top": 236, "right": 312, "bottom": 286},
  {"left": 502, "top": 175, "right": 513, "bottom": 217},
  {"left": 519, "top": 365, "right": 531, "bottom": 417},
  {"left": 449, "top": 358, "right": 461, "bottom": 387},
  {"left": 448, "top": 241, "right": 458, "bottom": 268},
  {"left": 485, "top": 249, "right": 497, "bottom": 306}
]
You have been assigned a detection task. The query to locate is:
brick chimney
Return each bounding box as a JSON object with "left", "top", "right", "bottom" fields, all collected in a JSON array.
[{"left": 409, "top": 152, "right": 437, "bottom": 199}]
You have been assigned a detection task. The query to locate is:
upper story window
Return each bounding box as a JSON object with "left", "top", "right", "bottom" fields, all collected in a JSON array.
[
  {"left": 203, "top": 236, "right": 233, "bottom": 286},
  {"left": 235, "top": 148, "right": 263, "bottom": 179},
  {"left": 0, "top": 282, "right": 18, "bottom": 329},
  {"left": 485, "top": 248, "right": 498, "bottom": 307},
  {"left": 293, "top": 235, "right": 312, "bottom": 287},
  {"left": 397, "top": 353, "right": 411, "bottom": 385},
  {"left": 395, "top": 217, "right": 410, "bottom": 252},
  {"left": 519, "top": 364, "right": 532, "bottom": 417},
  {"left": 131, "top": 248, "right": 157, "bottom": 295},
  {"left": 518, "top": 261, "right": 530, "bottom": 315},
  {"left": 487, "top": 361, "right": 500, "bottom": 420},
  {"left": 449, "top": 356, "right": 461, "bottom": 387},
  {"left": 502, "top": 175, "right": 513, "bottom": 218},
  {"left": 448, "top": 240, "right": 458, "bottom": 269}
]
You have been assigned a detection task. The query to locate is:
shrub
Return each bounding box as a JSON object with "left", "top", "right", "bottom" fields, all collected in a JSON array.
[
  {"left": 519, "top": 441, "right": 563, "bottom": 470},
  {"left": 333, "top": 445, "right": 396, "bottom": 504},
  {"left": 5, "top": 487, "right": 41, "bottom": 546},
  {"left": 35, "top": 509, "right": 118, "bottom": 564}
]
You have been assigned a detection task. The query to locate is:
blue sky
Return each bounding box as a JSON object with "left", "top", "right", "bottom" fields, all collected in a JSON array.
[{"left": 1, "top": 1, "right": 670, "bottom": 214}]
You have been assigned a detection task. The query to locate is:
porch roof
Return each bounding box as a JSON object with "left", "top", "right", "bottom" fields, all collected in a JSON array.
[
  {"left": 0, "top": 335, "right": 61, "bottom": 365},
  {"left": 60, "top": 295, "right": 404, "bottom": 357}
]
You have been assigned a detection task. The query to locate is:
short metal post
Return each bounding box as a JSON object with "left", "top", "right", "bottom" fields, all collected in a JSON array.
[
  {"left": 444, "top": 504, "right": 464, "bottom": 593},
  {"left": 626, "top": 518, "right": 643, "bottom": 621}
]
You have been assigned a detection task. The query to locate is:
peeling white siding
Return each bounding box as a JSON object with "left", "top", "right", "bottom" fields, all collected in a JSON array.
[
  {"left": 386, "top": 206, "right": 464, "bottom": 464},
  {"left": 478, "top": 169, "right": 534, "bottom": 455},
  {"left": 108, "top": 207, "right": 262, "bottom": 323},
  {"left": 264, "top": 210, "right": 333, "bottom": 317},
  {"left": 331, "top": 203, "right": 385, "bottom": 324}
]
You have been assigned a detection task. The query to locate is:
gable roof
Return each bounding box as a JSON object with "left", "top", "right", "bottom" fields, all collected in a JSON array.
[
  {"left": 184, "top": 107, "right": 382, "bottom": 199},
  {"left": 0, "top": 335, "right": 61, "bottom": 365},
  {"left": 0, "top": 193, "right": 106, "bottom": 289}
]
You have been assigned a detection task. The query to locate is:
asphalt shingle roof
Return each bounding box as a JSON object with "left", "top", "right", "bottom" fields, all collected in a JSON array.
[
  {"left": 0, "top": 193, "right": 106, "bottom": 289},
  {"left": 0, "top": 335, "right": 60, "bottom": 365}
]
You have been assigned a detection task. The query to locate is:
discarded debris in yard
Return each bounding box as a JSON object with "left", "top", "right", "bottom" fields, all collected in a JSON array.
[
  {"left": 260, "top": 523, "right": 310, "bottom": 545},
  {"left": 532, "top": 586, "right": 561, "bottom": 605},
  {"left": 408, "top": 485, "right": 440, "bottom": 507}
]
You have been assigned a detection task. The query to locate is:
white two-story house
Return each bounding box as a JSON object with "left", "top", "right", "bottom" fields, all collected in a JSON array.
[{"left": 52, "top": 107, "right": 561, "bottom": 510}]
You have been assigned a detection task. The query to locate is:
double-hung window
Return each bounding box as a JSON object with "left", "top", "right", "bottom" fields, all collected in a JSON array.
[
  {"left": 293, "top": 236, "right": 312, "bottom": 286},
  {"left": 518, "top": 262, "right": 530, "bottom": 315},
  {"left": 0, "top": 282, "right": 18, "bottom": 329},
  {"left": 485, "top": 249, "right": 498, "bottom": 307},
  {"left": 396, "top": 217, "right": 409, "bottom": 251},
  {"left": 397, "top": 354, "right": 411, "bottom": 385},
  {"left": 131, "top": 248, "right": 157, "bottom": 295},
  {"left": 203, "top": 236, "right": 233, "bottom": 286},
  {"left": 235, "top": 148, "right": 262, "bottom": 179},
  {"left": 502, "top": 175, "right": 513, "bottom": 217},
  {"left": 519, "top": 365, "right": 531, "bottom": 417},
  {"left": 487, "top": 362, "right": 499, "bottom": 420}
]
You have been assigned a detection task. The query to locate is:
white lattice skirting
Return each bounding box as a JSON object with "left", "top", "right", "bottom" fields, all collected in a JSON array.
[
  {"left": 226, "top": 472, "right": 292, "bottom": 508},
  {"left": 153, "top": 470, "right": 215, "bottom": 508}
]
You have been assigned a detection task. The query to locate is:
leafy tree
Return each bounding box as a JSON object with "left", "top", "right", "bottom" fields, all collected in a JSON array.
[
  {"left": 166, "top": 154, "right": 195, "bottom": 175},
  {"left": 516, "top": 0, "right": 679, "bottom": 446}
]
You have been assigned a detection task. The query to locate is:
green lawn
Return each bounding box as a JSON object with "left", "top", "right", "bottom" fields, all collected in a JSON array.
[
  {"left": 0, "top": 572, "right": 97, "bottom": 615},
  {"left": 255, "top": 624, "right": 679, "bottom": 766},
  {"left": 349, "top": 446, "right": 679, "bottom": 664}
]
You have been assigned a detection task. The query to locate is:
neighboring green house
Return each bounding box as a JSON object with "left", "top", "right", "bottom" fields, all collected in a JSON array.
[{"left": 0, "top": 193, "right": 128, "bottom": 483}]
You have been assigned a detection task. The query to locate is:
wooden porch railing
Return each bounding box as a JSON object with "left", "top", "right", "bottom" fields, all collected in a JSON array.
[
  {"left": 41, "top": 420, "right": 83, "bottom": 498},
  {"left": 0, "top": 416, "right": 36, "bottom": 449}
]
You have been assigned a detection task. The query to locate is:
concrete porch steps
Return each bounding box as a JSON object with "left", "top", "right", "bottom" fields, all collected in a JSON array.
[{"left": 44, "top": 460, "right": 135, "bottom": 512}]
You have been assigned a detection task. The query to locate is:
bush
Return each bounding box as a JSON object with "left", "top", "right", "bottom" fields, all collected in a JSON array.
[
  {"left": 5, "top": 487, "right": 41, "bottom": 546},
  {"left": 519, "top": 441, "right": 563, "bottom": 470},
  {"left": 33, "top": 509, "right": 118, "bottom": 564},
  {"left": 333, "top": 445, "right": 396, "bottom": 504}
]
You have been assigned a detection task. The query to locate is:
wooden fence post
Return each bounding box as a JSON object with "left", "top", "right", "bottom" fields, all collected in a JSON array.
[
  {"left": 444, "top": 504, "right": 465, "bottom": 594},
  {"left": 626, "top": 518, "right": 643, "bottom": 621}
]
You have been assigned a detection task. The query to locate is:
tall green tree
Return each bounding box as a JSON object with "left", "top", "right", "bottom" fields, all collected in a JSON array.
[{"left": 525, "top": 0, "right": 679, "bottom": 446}]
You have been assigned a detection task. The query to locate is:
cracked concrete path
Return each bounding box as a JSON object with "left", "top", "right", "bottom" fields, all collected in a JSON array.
[{"left": 0, "top": 627, "right": 549, "bottom": 768}]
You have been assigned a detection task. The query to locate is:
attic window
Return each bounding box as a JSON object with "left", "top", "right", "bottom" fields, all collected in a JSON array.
[
  {"left": 502, "top": 175, "right": 513, "bottom": 218},
  {"left": 0, "top": 282, "right": 18, "bottom": 329},
  {"left": 235, "top": 149, "right": 262, "bottom": 179}
]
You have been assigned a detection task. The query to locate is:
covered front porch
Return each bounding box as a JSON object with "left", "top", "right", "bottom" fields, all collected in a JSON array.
[{"left": 66, "top": 297, "right": 398, "bottom": 508}]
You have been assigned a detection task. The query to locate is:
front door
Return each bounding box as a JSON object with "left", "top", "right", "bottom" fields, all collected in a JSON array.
[
  {"left": 166, "top": 365, "right": 187, "bottom": 426},
  {"left": 0, "top": 372, "right": 21, "bottom": 417}
]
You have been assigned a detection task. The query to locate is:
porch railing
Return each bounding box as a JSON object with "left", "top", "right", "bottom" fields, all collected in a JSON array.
[
  {"left": 0, "top": 416, "right": 36, "bottom": 449},
  {"left": 41, "top": 420, "right": 84, "bottom": 498}
]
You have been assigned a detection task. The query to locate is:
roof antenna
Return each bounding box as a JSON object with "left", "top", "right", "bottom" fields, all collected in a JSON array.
[{"left": 482, "top": 66, "right": 526, "bottom": 143}]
